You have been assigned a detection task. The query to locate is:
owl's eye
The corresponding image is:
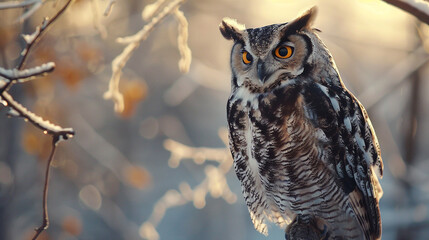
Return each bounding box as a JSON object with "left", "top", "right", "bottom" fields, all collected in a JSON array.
[
  {"left": 274, "top": 46, "right": 293, "bottom": 59},
  {"left": 242, "top": 51, "right": 253, "bottom": 64}
]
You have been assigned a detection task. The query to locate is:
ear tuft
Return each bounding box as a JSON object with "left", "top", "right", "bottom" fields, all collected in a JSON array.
[
  {"left": 287, "top": 6, "right": 318, "bottom": 33},
  {"left": 219, "top": 17, "right": 245, "bottom": 41}
]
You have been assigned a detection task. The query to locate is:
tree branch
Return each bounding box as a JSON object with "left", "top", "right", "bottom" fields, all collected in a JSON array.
[
  {"left": 382, "top": 0, "right": 429, "bottom": 25},
  {"left": 0, "top": 0, "right": 40, "bottom": 10},
  {"left": 31, "top": 138, "right": 58, "bottom": 240},
  {"left": 0, "top": 62, "right": 55, "bottom": 82},
  {"left": 0, "top": 0, "right": 74, "bottom": 138},
  {"left": 104, "top": 0, "right": 187, "bottom": 113},
  {"left": 1, "top": 91, "right": 75, "bottom": 140},
  {"left": 139, "top": 129, "right": 236, "bottom": 240},
  {"left": 0, "top": 1, "right": 75, "bottom": 239},
  {"left": 103, "top": 0, "right": 116, "bottom": 17},
  {"left": 17, "top": 0, "right": 73, "bottom": 70},
  {"left": 174, "top": 8, "right": 191, "bottom": 73}
]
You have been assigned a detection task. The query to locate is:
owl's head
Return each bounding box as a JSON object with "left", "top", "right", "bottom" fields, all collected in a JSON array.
[{"left": 220, "top": 7, "right": 330, "bottom": 92}]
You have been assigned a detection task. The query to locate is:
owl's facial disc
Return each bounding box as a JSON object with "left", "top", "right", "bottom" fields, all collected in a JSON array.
[
  {"left": 257, "top": 43, "right": 296, "bottom": 83},
  {"left": 221, "top": 7, "right": 317, "bottom": 91}
]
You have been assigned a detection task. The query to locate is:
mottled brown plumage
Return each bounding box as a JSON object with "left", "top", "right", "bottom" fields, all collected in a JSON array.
[{"left": 220, "top": 7, "right": 383, "bottom": 240}]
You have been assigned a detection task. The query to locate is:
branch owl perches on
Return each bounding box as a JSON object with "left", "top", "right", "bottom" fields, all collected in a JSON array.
[{"left": 220, "top": 7, "right": 383, "bottom": 240}]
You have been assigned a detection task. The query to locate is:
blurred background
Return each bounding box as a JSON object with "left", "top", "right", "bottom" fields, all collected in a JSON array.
[{"left": 0, "top": 0, "right": 428, "bottom": 239}]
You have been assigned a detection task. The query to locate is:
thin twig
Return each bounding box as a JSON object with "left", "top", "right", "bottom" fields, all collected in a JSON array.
[
  {"left": 31, "top": 137, "right": 58, "bottom": 240},
  {"left": 141, "top": 0, "right": 167, "bottom": 21},
  {"left": 140, "top": 129, "right": 235, "bottom": 240},
  {"left": 0, "top": 0, "right": 75, "bottom": 137},
  {"left": 382, "top": 0, "right": 429, "bottom": 25},
  {"left": 103, "top": 0, "right": 116, "bottom": 17},
  {"left": 0, "top": 0, "right": 40, "bottom": 9},
  {"left": 0, "top": 62, "right": 55, "bottom": 81},
  {"left": 0, "top": 1, "right": 75, "bottom": 239},
  {"left": 104, "top": 0, "right": 186, "bottom": 112},
  {"left": 0, "top": 0, "right": 72, "bottom": 96},
  {"left": 17, "top": 0, "right": 73, "bottom": 70},
  {"left": 174, "top": 8, "right": 191, "bottom": 73},
  {"left": 1, "top": 91, "right": 75, "bottom": 139}
]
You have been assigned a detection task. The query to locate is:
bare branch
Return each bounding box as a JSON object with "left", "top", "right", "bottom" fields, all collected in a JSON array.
[
  {"left": 141, "top": 0, "right": 167, "bottom": 21},
  {"left": 103, "top": 0, "right": 116, "bottom": 17},
  {"left": 31, "top": 137, "right": 58, "bottom": 240},
  {"left": 1, "top": 92, "right": 75, "bottom": 141},
  {"left": 0, "top": 62, "right": 55, "bottom": 82},
  {"left": 382, "top": 0, "right": 429, "bottom": 25},
  {"left": 0, "top": 0, "right": 75, "bottom": 139},
  {"left": 0, "top": 1, "right": 75, "bottom": 239},
  {"left": 139, "top": 129, "right": 236, "bottom": 240},
  {"left": 140, "top": 167, "right": 236, "bottom": 240},
  {"left": 17, "top": 0, "right": 73, "bottom": 70},
  {"left": 174, "top": 8, "right": 191, "bottom": 73},
  {"left": 164, "top": 139, "right": 229, "bottom": 168},
  {"left": 0, "top": 0, "right": 40, "bottom": 10},
  {"left": 104, "top": 0, "right": 187, "bottom": 113}
]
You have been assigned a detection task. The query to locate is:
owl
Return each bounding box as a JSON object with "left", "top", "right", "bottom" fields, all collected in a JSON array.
[{"left": 220, "top": 7, "right": 383, "bottom": 240}]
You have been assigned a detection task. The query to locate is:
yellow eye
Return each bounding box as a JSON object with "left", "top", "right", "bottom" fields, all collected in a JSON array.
[
  {"left": 242, "top": 50, "right": 253, "bottom": 64},
  {"left": 274, "top": 46, "right": 293, "bottom": 59}
]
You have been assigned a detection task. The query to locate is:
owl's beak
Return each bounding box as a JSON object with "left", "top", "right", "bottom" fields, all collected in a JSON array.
[{"left": 257, "top": 59, "right": 268, "bottom": 82}]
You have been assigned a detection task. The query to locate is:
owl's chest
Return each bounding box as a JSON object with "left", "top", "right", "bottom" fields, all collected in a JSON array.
[
  {"left": 229, "top": 87, "right": 325, "bottom": 218},
  {"left": 228, "top": 86, "right": 309, "bottom": 183}
]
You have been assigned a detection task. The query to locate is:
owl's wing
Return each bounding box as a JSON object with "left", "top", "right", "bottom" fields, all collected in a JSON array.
[{"left": 302, "top": 82, "right": 383, "bottom": 240}]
